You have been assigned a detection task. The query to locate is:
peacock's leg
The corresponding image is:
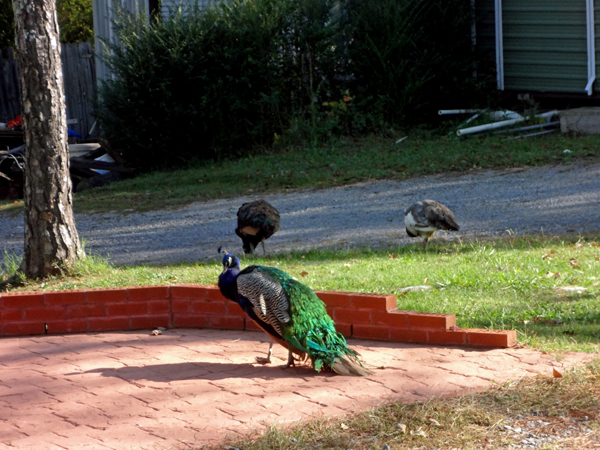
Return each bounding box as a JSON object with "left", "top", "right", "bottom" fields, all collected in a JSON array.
[
  {"left": 424, "top": 231, "right": 435, "bottom": 251},
  {"left": 255, "top": 339, "right": 273, "bottom": 364},
  {"left": 261, "top": 240, "right": 266, "bottom": 255},
  {"left": 283, "top": 348, "right": 296, "bottom": 369}
]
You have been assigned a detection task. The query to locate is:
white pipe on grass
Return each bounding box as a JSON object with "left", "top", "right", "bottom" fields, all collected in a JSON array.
[
  {"left": 456, "top": 111, "right": 559, "bottom": 136},
  {"left": 438, "top": 109, "right": 482, "bottom": 115}
]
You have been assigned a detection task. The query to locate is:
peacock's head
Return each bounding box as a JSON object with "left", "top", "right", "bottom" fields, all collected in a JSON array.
[{"left": 218, "top": 246, "right": 240, "bottom": 273}]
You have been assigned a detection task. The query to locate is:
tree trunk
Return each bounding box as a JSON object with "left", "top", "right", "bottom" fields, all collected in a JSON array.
[{"left": 12, "top": 0, "right": 83, "bottom": 279}]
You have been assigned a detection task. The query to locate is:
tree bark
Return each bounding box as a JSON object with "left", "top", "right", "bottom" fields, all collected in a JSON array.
[{"left": 12, "top": 0, "right": 83, "bottom": 279}]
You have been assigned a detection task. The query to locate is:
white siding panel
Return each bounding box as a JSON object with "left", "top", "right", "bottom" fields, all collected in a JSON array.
[
  {"left": 161, "top": 0, "right": 213, "bottom": 19},
  {"left": 92, "top": 0, "right": 150, "bottom": 83}
]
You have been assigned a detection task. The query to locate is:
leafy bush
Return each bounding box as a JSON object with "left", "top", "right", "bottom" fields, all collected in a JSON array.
[
  {"left": 96, "top": 0, "right": 346, "bottom": 170},
  {"left": 96, "top": 0, "right": 495, "bottom": 170},
  {"left": 57, "top": 0, "right": 94, "bottom": 43},
  {"left": 347, "top": 0, "right": 495, "bottom": 129},
  {"left": 0, "top": 0, "right": 15, "bottom": 51}
]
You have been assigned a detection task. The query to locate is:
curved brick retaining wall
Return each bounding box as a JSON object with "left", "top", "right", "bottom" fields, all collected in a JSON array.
[{"left": 0, "top": 285, "right": 516, "bottom": 347}]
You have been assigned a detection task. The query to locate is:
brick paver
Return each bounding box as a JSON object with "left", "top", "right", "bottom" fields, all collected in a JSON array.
[{"left": 0, "top": 329, "right": 592, "bottom": 449}]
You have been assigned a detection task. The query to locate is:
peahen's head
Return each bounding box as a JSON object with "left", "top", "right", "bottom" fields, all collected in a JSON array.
[{"left": 218, "top": 246, "right": 241, "bottom": 273}]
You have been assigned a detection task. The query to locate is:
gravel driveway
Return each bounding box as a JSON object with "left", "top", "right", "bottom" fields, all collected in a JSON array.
[{"left": 2, "top": 161, "right": 600, "bottom": 267}]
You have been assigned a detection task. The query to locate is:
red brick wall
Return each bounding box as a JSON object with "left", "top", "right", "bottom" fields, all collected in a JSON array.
[{"left": 0, "top": 284, "right": 516, "bottom": 348}]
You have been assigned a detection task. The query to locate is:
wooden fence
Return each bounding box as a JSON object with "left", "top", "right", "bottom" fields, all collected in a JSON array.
[{"left": 0, "top": 42, "right": 97, "bottom": 139}]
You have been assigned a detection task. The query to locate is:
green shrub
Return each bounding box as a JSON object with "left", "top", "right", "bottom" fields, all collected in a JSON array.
[
  {"left": 0, "top": 0, "right": 14, "bottom": 51},
  {"left": 95, "top": 0, "right": 345, "bottom": 171},
  {"left": 57, "top": 0, "right": 94, "bottom": 43},
  {"left": 347, "top": 0, "right": 495, "bottom": 129},
  {"left": 1, "top": 0, "right": 93, "bottom": 48},
  {"left": 95, "top": 0, "right": 496, "bottom": 170}
]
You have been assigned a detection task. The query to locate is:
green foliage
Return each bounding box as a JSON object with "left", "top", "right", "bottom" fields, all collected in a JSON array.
[
  {"left": 347, "top": 0, "right": 496, "bottom": 129},
  {"left": 0, "top": 0, "right": 15, "bottom": 51},
  {"left": 96, "top": 0, "right": 495, "bottom": 171},
  {"left": 96, "top": 0, "right": 345, "bottom": 171},
  {"left": 0, "top": 0, "right": 93, "bottom": 49},
  {"left": 56, "top": 0, "right": 94, "bottom": 43}
]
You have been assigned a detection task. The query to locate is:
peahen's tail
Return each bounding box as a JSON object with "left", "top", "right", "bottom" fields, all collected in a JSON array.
[{"left": 332, "top": 354, "right": 373, "bottom": 377}]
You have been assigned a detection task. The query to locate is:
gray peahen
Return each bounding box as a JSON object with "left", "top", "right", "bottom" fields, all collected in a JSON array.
[
  {"left": 404, "top": 199, "right": 460, "bottom": 249},
  {"left": 217, "top": 248, "right": 372, "bottom": 376},
  {"left": 235, "top": 200, "right": 280, "bottom": 255}
]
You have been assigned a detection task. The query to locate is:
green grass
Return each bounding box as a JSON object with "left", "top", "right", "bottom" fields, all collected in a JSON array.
[
  {"left": 4, "top": 233, "right": 600, "bottom": 354},
  {"left": 208, "top": 359, "right": 600, "bottom": 450},
  {"left": 11, "top": 132, "right": 593, "bottom": 215}
]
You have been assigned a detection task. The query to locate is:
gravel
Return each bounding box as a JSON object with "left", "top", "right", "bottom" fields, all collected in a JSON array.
[
  {"left": 502, "top": 413, "right": 598, "bottom": 449},
  {"left": 2, "top": 160, "right": 600, "bottom": 267}
]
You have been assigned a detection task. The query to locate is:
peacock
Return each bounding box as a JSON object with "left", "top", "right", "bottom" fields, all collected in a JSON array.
[
  {"left": 235, "top": 200, "right": 281, "bottom": 255},
  {"left": 404, "top": 199, "right": 460, "bottom": 250},
  {"left": 217, "top": 247, "right": 372, "bottom": 376}
]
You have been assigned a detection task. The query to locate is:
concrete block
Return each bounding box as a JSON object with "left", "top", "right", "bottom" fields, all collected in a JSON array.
[{"left": 560, "top": 107, "right": 600, "bottom": 134}]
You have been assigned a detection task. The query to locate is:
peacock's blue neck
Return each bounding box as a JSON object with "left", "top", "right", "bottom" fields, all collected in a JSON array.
[{"left": 218, "top": 267, "right": 240, "bottom": 302}]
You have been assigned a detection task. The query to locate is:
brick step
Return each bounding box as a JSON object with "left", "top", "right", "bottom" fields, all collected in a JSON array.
[{"left": 0, "top": 284, "right": 516, "bottom": 348}]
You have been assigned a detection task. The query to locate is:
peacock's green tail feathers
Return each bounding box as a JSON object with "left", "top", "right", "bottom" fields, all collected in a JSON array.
[{"left": 256, "top": 265, "right": 366, "bottom": 373}]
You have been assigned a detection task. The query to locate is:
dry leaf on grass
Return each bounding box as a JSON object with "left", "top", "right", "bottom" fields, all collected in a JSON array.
[{"left": 553, "top": 368, "right": 563, "bottom": 378}]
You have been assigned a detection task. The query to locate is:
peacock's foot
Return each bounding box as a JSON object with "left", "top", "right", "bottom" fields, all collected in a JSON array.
[{"left": 255, "top": 356, "right": 271, "bottom": 365}]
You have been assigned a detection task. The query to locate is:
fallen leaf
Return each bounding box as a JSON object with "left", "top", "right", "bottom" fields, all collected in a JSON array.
[
  {"left": 389, "top": 254, "right": 398, "bottom": 259},
  {"left": 556, "top": 286, "right": 586, "bottom": 293},
  {"left": 410, "top": 428, "right": 427, "bottom": 437},
  {"left": 576, "top": 243, "right": 584, "bottom": 248},
  {"left": 553, "top": 368, "right": 563, "bottom": 378},
  {"left": 429, "top": 418, "right": 441, "bottom": 426},
  {"left": 542, "top": 254, "right": 552, "bottom": 260},
  {"left": 300, "top": 271, "right": 309, "bottom": 277},
  {"left": 340, "top": 423, "right": 348, "bottom": 430},
  {"left": 395, "top": 423, "right": 407, "bottom": 434},
  {"left": 398, "top": 285, "right": 433, "bottom": 293},
  {"left": 569, "top": 259, "right": 580, "bottom": 269}
]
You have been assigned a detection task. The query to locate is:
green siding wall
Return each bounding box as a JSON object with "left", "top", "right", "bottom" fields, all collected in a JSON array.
[
  {"left": 476, "top": 0, "right": 599, "bottom": 94},
  {"left": 503, "top": 1, "right": 587, "bottom": 93}
]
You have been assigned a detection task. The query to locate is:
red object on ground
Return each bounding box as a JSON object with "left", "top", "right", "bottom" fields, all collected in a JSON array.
[{"left": 6, "top": 115, "right": 21, "bottom": 128}]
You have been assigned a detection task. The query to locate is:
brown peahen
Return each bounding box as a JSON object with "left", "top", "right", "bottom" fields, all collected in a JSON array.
[
  {"left": 404, "top": 199, "right": 460, "bottom": 249},
  {"left": 235, "top": 200, "right": 280, "bottom": 255},
  {"left": 217, "top": 248, "right": 372, "bottom": 376}
]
